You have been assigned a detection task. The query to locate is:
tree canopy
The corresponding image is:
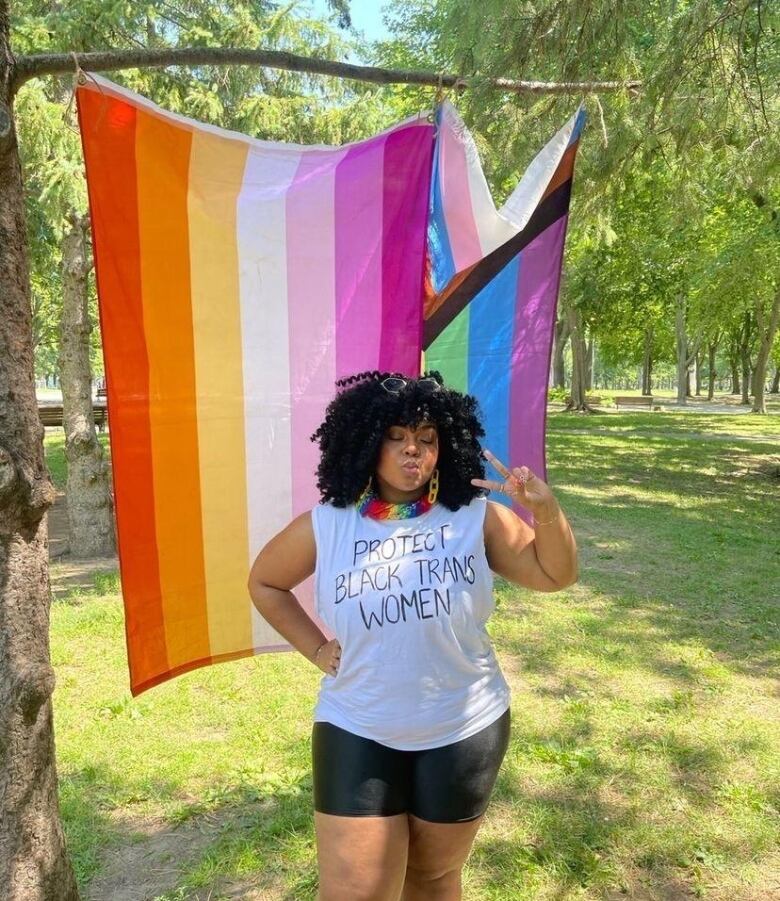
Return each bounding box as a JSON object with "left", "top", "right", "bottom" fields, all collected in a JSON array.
[{"left": 11, "top": 0, "right": 780, "bottom": 395}]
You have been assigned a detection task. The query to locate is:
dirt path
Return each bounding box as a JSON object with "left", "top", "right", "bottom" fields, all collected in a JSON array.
[
  {"left": 548, "top": 396, "right": 780, "bottom": 416},
  {"left": 568, "top": 426, "right": 780, "bottom": 445},
  {"left": 82, "top": 809, "right": 290, "bottom": 901}
]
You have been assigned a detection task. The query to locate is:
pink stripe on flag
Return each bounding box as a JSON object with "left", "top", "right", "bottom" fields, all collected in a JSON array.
[
  {"left": 287, "top": 149, "right": 348, "bottom": 514},
  {"left": 439, "top": 115, "right": 482, "bottom": 272},
  {"left": 508, "top": 216, "right": 568, "bottom": 524},
  {"left": 379, "top": 126, "right": 435, "bottom": 374},
  {"left": 334, "top": 137, "right": 384, "bottom": 379}
]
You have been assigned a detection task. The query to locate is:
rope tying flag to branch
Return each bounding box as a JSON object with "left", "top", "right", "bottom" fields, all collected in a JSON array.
[{"left": 76, "top": 76, "right": 583, "bottom": 695}]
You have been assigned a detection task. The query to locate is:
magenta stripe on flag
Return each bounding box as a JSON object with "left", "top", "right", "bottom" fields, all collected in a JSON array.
[
  {"left": 379, "top": 125, "right": 435, "bottom": 374},
  {"left": 286, "top": 149, "right": 348, "bottom": 514},
  {"left": 439, "top": 116, "right": 482, "bottom": 272},
  {"left": 334, "top": 136, "right": 384, "bottom": 379},
  {"left": 508, "top": 216, "right": 568, "bottom": 520}
]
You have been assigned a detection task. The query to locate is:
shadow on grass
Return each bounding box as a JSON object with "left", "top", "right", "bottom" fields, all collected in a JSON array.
[
  {"left": 473, "top": 775, "right": 636, "bottom": 896},
  {"left": 60, "top": 764, "right": 187, "bottom": 889},
  {"left": 473, "top": 420, "right": 780, "bottom": 896},
  {"left": 479, "top": 711, "right": 774, "bottom": 898},
  {"left": 62, "top": 761, "right": 318, "bottom": 901},
  {"left": 540, "top": 422, "right": 780, "bottom": 681}
]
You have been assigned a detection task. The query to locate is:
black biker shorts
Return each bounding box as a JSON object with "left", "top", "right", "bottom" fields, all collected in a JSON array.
[{"left": 311, "top": 706, "right": 511, "bottom": 823}]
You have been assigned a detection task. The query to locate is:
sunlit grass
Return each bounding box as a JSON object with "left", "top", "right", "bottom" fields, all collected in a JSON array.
[{"left": 47, "top": 413, "right": 780, "bottom": 899}]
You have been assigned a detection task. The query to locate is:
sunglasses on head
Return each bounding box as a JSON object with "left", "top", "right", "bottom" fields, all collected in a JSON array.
[{"left": 380, "top": 376, "right": 441, "bottom": 395}]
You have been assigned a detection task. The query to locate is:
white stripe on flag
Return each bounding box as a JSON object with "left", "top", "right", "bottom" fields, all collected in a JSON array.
[{"left": 238, "top": 147, "right": 302, "bottom": 651}]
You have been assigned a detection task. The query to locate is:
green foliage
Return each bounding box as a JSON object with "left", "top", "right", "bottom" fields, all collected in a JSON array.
[
  {"left": 547, "top": 386, "right": 569, "bottom": 403},
  {"left": 11, "top": 0, "right": 381, "bottom": 381},
  {"left": 11, "top": 0, "right": 780, "bottom": 385},
  {"left": 375, "top": 0, "right": 780, "bottom": 379}
]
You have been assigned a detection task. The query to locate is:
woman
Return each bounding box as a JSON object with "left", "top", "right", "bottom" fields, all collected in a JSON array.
[{"left": 248, "top": 371, "right": 578, "bottom": 901}]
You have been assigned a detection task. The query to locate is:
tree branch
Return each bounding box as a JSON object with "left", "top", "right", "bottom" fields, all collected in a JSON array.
[{"left": 12, "top": 46, "right": 642, "bottom": 96}]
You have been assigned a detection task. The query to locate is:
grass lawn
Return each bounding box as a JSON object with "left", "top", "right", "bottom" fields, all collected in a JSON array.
[{"left": 48, "top": 410, "right": 780, "bottom": 900}]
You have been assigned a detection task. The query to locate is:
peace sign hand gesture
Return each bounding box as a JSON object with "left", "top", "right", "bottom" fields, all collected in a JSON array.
[{"left": 470, "top": 449, "right": 559, "bottom": 520}]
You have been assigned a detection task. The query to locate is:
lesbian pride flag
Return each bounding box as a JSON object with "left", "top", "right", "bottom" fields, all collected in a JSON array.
[
  {"left": 77, "top": 76, "right": 582, "bottom": 693},
  {"left": 77, "top": 76, "right": 433, "bottom": 694}
]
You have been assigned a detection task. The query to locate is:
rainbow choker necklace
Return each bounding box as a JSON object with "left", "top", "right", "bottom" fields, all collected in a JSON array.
[{"left": 357, "top": 487, "right": 434, "bottom": 520}]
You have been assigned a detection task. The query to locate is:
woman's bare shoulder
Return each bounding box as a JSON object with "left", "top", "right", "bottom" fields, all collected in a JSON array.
[
  {"left": 248, "top": 508, "right": 316, "bottom": 590},
  {"left": 290, "top": 507, "right": 315, "bottom": 534}
]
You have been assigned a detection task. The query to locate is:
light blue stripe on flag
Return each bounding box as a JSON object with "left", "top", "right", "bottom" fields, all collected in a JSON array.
[
  {"left": 467, "top": 255, "right": 520, "bottom": 508},
  {"left": 428, "top": 107, "right": 456, "bottom": 292}
]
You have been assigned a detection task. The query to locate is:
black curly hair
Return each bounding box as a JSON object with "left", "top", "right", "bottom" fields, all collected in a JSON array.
[{"left": 309, "top": 370, "right": 489, "bottom": 511}]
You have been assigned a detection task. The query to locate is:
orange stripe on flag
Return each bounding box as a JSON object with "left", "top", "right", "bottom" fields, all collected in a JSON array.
[{"left": 135, "top": 109, "right": 212, "bottom": 671}]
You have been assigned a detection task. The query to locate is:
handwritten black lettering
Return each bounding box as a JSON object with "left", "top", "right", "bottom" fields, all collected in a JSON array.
[
  {"left": 352, "top": 539, "right": 369, "bottom": 567},
  {"left": 352, "top": 523, "right": 453, "bottom": 569},
  {"left": 359, "top": 588, "right": 453, "bottom": 631}
]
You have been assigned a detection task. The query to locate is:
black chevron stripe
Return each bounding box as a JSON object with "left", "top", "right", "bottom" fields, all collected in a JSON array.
[{"left": 423, "top": 177, "right": 572, "bottom": 350}]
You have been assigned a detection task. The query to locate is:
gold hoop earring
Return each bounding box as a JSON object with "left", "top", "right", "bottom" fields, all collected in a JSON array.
[
  {"left": 358, "top": 475, "right": 373, "bottom": 505},
  {"left": 427, "top": 468, "right": 439, "bottom": 504}
]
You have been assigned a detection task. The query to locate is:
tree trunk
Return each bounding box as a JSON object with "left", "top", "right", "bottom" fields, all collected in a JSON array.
[
  {"left": 585, "top": 334, "right": 593, "bottom": 391},
  {"left": 675, "top": 295, "right": 701, "bottom": 405},
  {"left": 642, "top": 326, "right": 653, "bottom": 395},
  {"left": 707, "top": 332, "right": 721, "bottom": 400},
  {"left": 694, "top": 347, "right": 703, "bottom": 395},
  {"left": 0, "top": 10, "right": 80, "bottom": 896},
  {"left": 675, "top": 295, "right": 689, "bottom": 405},
  {"left": 750, "top": 287, "right": 780, "bottom": 414},
  {"left": 60, "top": 212, "right": 115, "bottom": 557},
  {"left": 771, "top": 366, "right": 780, "bottom": 394},
  {"left": 564, "top": 303, "right": 592, "bottom": 412},
  {"left": 739, "top": 310, "right": 753, "bottom": 405},
  {"left": 741, "top": 365, "right": 751, "bottom": 404},
  {"left": 707, "top": 341, "right": 717, "bottom": 401},
  {"left": 729, "top": 353, "right": 741, "bottom": 395},
  {"left": 552, "top": 314, "right": 569, "bottom": 388}
]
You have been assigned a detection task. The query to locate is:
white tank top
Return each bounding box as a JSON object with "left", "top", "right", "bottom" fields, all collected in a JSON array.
[{"left": 311, "top": 495, "right": 511, "bottom": 750}]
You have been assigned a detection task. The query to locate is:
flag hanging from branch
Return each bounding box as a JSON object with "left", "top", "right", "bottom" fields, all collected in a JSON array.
[
  {"left": 77, "top": 76, "right": 434, "bottom": 694},
  {"left": 423, "top": 102, "right": 585, "bottom": 524},
  {"left": 76, "top": 76, "right": 583, "bottom": 694}
]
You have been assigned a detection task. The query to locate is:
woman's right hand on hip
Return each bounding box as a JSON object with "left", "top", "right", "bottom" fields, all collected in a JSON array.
[{"left": 314, "top": 638, "right": 341, "bottom": 676}]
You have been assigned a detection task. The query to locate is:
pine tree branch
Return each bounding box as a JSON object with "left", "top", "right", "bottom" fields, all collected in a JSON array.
[{"left": 12, "top": 45, "right": 642, "bottom": 96}]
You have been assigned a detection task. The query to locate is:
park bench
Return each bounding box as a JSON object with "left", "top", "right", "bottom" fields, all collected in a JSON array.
[
  {"left": 613, "top": 395, "right": 654, "bottom": 409},
  {"left": 39, "top": 404, "right": 108, "bottom": 432}
]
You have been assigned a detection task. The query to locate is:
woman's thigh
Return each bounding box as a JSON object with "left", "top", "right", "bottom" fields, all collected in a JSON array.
[
  {"left": 405, "top": 811, "right": 485, "bottom": 882},
  {"left": 312, "top": 721, "right": 412, "bottom": 899},
  {"left": 410, "top": 707, "right": 511, "bottom": 823},
  {"left": 315, "top": 811, "right": 409, "bottom": 901}
]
